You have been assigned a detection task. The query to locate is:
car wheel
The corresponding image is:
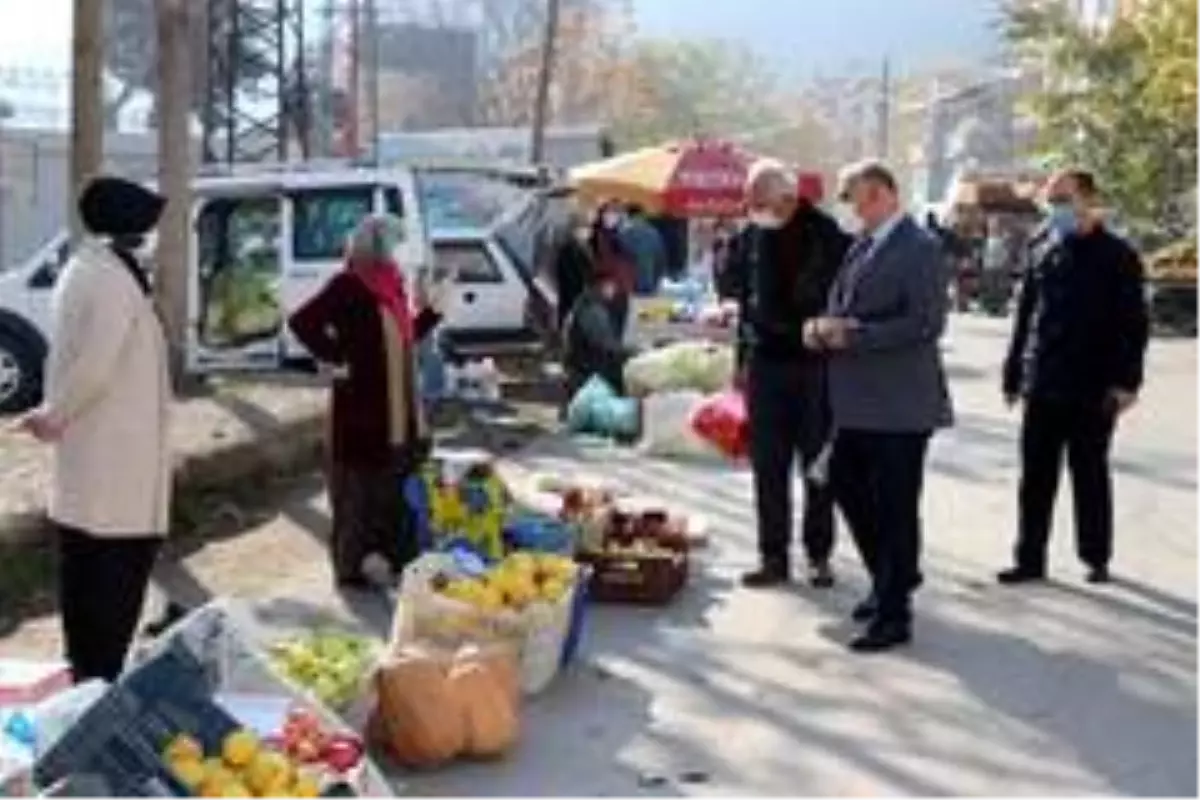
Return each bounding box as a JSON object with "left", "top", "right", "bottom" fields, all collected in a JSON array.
[{"left": 0, "top": 330, "right": 43, "bottom": 414}]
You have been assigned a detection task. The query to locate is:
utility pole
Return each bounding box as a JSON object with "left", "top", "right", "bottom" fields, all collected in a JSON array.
[
  {"left": 530, "top": 0, "right": 562, "bottom": 165},
  {"left": 156, "top": 0, "right": 193, "bottom": 388},
  {"left": 69, "top": 0, "right": 104, "bottom": 240},
  {"left": 365, "top": 0, "right": 381, "bottom": 162},
  {"left": 877, "top": 55, "right": 892, "bottom": 160}
]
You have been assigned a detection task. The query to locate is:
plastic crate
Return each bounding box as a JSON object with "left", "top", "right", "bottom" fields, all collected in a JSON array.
[{"left": 33, "top": 642, "right": 238, "bottom": 797}]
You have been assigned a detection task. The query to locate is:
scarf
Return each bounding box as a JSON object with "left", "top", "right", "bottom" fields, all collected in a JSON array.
[{"left": 351, "top": 259, "right": 414, "bottom": 343}]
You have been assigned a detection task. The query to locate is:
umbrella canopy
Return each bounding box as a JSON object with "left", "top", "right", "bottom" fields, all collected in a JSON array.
[{"left": 569, "top": 140, "right": 751, "bottom": 217}]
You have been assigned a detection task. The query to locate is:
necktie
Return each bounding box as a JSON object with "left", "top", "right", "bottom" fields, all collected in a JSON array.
[{"left": 837, "top": 235, "right": 873, "bottom": 307}]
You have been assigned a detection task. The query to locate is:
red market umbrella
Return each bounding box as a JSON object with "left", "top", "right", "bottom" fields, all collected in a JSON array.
[{"left": 570, "top": 140, "right": 751, "bottom": 217}]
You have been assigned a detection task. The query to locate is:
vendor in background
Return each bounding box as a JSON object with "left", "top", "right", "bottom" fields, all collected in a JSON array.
[
  {"left": 562, "top": 263, "right": 636, "bottom": 400},
  {"left": 288, "top": 215, "right": 444, "bottom": 590},
  {"left": 979, "top": 216, "right": 1014, "bottom": 315},
  {"left": 588, "top": 200, "right": 637, "bottom": 339},
  {"left": 620, "top": 202, "right": 669, "bottom": 295},
  {"left": 553, "top": 208, "right": 595, "bottom": 332}
]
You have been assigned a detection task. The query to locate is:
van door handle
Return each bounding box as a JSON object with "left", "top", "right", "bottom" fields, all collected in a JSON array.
[{"left": 463, "top": 291, "right": 477, "bottom": 304}]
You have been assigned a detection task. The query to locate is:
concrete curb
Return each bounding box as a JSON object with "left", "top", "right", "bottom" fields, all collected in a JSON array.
[{"left": 0, "top": 408, "right": 327, "bottom": 546}]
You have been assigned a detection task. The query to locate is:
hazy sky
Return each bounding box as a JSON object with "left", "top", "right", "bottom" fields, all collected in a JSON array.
[
  {"left": 0, "top": 0, "right": 1000, "bottom": 75},
  {"left": 634, "top": 0, "right": 1001, "bottom": 77}
]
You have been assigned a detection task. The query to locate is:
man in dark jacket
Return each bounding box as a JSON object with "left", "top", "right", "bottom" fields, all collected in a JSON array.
[
  {"left": 998, "top": 169, "right": 1149, "bottom": 586},
  {"left": 738, "top": 160, "right": 851, "bottom": 589}
]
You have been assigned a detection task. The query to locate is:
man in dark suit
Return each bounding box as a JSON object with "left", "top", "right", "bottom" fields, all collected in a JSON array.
[
  {"left": 998, "top": 169, "right": 1149, "bottom": 586},
  {"left": 806, "top": 160, "right": 953, "bottom": 653},
  {"left": 738, "top": 160, "right": 851, "bottom": 589}
]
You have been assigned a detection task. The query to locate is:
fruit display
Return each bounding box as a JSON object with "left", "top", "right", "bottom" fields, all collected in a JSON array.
[
  {"left": 372, "top": 642, "right": 520, "bottom": 770},
  {"left": 266, "top": 632, "right": 376, "bottom": 711},
  {"left": 1148, "top": 239, "right": 1197, "bottom": 283},
  {"left": 161, "top": 726, "right": 331, "bottom": 798},
  {"left": 575, "top": 509, "right": 690, "bottom": 605},
  {"left": 432, "top": 552, "right": 577, "bottom": 613},
  {"left": 408, "top": 462, "right": 510, "bottom": 560},
  {"left": 268, "top": 709, "right": 365, "bottom": 773}
]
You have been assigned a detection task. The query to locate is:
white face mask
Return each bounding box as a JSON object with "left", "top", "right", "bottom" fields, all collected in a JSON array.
[
  {"left": 601, "top": 211, "right": 623, "bottom": 229},
  {"left": 749, "top": 210, "right": 783, "bottom": 230}
]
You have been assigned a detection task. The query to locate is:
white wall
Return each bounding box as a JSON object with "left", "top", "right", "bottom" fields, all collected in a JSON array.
[{"left": 0, "top": 129, "right": 160, "bottom": 268}]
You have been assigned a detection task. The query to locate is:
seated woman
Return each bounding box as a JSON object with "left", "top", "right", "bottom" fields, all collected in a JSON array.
[
  {"left": 562, "top": 265, "right": 635, "bottom": 400},
  {"left": 288, "top": 215, "right": 442, "bottom": 589}
]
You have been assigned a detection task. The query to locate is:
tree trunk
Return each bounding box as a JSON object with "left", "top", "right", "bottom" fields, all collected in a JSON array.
[
  {"left": 156, "top": 0, "right": 193, "bottom": 390},
  {"left": 70, "top": 0, "right": 105, "bottom": 240}
]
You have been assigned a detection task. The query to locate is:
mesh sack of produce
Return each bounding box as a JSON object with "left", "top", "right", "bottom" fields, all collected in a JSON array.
[
  {"left": 392, "top": 553, "right": 584, "bottom": 696},
  {"left": 394, "top": 554, "right": 526, "bottom": 650},
  {"left": 639, "top": 390, "right": 723, "bottom": 460},
  {"left": 624, "top": 341, "right": 734, "bottom": 396},
  {"left": 689, "top": 390, "right": 750, "bottom": 461}
]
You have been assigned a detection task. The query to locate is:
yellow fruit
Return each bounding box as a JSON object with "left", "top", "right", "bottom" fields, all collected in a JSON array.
[
  {"left": 203, "top": 759, "right": 235, "bottom": 783},
  {"left": 243, "top": 751, "right": 291, "bottom": 796},
  {"left": 169, "top": 757, "right": 206, "bottom": 791},
  {"left": 540, "top": 579, "right": 566, "bottom": 603},
  {"left": 292, "top": 772, "right": 321, "bottom": 798},
  {"left": 163, "top": 733, "right": 204, "bottom": 764},
  {"left": 222, "top": 729, "right": 260, "bottom": 768},
  {"left": 199, "top": 782, "right": 253, "bottom": 800}
]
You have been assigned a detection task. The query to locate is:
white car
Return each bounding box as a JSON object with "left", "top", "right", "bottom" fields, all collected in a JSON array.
[{"left": 0, "top": 164, "right": 542, "bottom": 414}]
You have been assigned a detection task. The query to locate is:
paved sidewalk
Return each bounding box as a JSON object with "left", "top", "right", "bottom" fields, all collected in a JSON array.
[{"left": 2, "top": 316, "right": 1195, "bottom": 796}]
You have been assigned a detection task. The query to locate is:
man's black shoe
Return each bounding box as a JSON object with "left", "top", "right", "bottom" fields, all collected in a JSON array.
[
  {"left": 849, "top": 623, "right": 912, "bottom": 653},
  {"left": 807, "top": 561, "right": 835, "bottom": 589},
  {"left": 741, "top": 566, "right": 790, "bottom": 588},
  {"left": 1086, "top": 566, "right": 1111, "bottom": 584},
  {"left": 997, "top": 566, "right": 1046, "bottom": 585},
  {"left": 851, "top": 595, "right": 878, "bottom": 623}
]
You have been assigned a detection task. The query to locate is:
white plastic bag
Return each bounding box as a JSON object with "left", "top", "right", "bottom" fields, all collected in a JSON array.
[
  {"left": 624, "top": 340, "right": 735, "bottom": 396},
  {"left": 639, "top": 391, "right": 723, "bottom": 460}
]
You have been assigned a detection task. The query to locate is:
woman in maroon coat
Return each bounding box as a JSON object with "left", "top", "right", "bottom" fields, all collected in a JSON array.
[{"left": 288, "top": 215, "right": 442, "bottom": 588}]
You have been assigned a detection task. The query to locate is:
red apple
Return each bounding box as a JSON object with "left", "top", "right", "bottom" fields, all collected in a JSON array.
[{"left": 323, "top": 735, "right": 364, "bottom": 773}]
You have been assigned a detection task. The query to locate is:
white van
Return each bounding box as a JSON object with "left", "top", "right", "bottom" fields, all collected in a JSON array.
[{"left": 0, "top": 164, "right": 534, "bottom": 413}]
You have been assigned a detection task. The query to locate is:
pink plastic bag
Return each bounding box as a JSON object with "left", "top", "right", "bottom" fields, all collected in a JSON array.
[{"left": 689, "top": 390, "right": 749, "bottom": 460}]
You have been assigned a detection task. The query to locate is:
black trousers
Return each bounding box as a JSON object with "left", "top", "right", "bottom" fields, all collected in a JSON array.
[
  {"left": 1016, "top": 396, "right": 1116, "bottom": 572},
  {"left": 832, "top": 429, "right": 931, "bottom": 626},
  {"left": 747, "top": 354, "right": 836, "bottom": 568},
  {"left": 57, "top": 525, "right": 162, "bottom": 682}
]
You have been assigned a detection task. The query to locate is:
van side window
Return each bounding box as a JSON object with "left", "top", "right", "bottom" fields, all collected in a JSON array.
[
  {"left": 434, "top": 241, "right": 502, "bottom": 284},
  {"left": 196, "top": 195, "right": 282, "bottom": 350},
  {"left": 384, "top": 186, "right": 404, "bottom": 219},
  {"left": 292, "top": 187, "right": 373, "bottom": 261},
  {"left": 26, "top": 240, "right": 71, "bottom": 290}
]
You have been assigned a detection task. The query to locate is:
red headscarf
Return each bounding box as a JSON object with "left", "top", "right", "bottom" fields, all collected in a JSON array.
[
  {"left": 346, "top": 215, "right": 414, "bottom": 343},
  {"left": 351, "top": 258, "right": 414, "bottom": 343}
]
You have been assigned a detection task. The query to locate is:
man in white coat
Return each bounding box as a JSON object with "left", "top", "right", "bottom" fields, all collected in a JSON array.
[{"left": 20, "top": 176, "right": 171, "bottom": 682}]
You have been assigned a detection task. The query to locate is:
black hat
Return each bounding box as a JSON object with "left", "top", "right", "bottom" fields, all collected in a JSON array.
[{"left": 77, "top": 176, "right": 166, "bottom": 238}]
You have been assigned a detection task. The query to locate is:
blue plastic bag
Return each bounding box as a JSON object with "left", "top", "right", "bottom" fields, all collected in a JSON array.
[
  {"left": 566, "top": 375, "right": 639, "bottom": 439},
  {"left": 504, "top": 514, "right": 576, "bottom": 555}
]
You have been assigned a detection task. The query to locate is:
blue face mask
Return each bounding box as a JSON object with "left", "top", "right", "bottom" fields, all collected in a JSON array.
[{"left": 1046, "top": 203, "right": 1078, "bottom": 236}]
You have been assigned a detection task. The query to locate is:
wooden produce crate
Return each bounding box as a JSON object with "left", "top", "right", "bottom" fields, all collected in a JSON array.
[{"left": 576, "top": 511, "right": 690, "bottom": 605}]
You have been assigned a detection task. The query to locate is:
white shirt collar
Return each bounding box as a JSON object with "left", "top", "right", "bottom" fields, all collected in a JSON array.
[{"left": 869, "top": 210, "right": 907, "bottom": 248}]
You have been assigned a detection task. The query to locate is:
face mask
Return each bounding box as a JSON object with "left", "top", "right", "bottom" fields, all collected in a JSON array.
[
  {"left": 1046, "top": 203, "right": 1078, "bottom": 236},
  {"left": 601, "top": 211, "right": 623, "bottom": 229},
  {"left": 749, "top": 210, "right": 783, "bottom": 230}
]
